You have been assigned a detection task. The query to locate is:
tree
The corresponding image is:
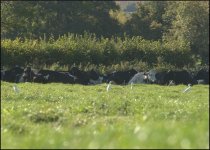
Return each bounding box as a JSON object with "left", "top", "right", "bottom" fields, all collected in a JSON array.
[
  {"left": 123, "top": 1, "right": 167, "bottom": 40},
  {"left": 163, "top": 1, "right": 209, "bottom": 64},
  {"left": 1, "top": 1, "right": 121, "bottom": 39},
  {"left": 124, "top": 3, "right": 137, "bottom": 13}
]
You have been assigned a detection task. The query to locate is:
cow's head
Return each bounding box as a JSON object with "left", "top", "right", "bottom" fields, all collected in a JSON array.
[
  {"left": 147, "top": 70, "right": 157, "bottom": 83},
  {"left": 69, "top": 67, "right": 80, "bottom": 76}
]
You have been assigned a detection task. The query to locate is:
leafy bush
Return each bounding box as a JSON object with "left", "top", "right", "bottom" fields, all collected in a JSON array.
[{"left": 1, "top": 33, "right": 194, "bottom": 69}]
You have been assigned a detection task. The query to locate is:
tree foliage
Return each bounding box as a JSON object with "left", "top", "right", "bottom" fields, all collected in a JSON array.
[
  {"left": 1, "top": 1, "right": 209, "bottom": 65},
  {"left": 123, "top": 1, "right": 209, "bottom": 64},
  {"left": 124, "top": 1, "right": 167, "bottom": 40},
  {"left": 1, "top": 1, "right": 121, "bottom": 39},
  {"left": 162, "top": 1, "right": 209, "bottom": 64}
]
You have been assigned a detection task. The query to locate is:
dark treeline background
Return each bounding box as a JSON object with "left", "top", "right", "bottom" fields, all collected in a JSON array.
[{"left": 1, "top": 1, "right": 209, "bottom": 68}]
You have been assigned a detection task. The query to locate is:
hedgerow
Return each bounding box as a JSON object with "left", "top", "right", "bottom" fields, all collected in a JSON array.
[{"left": 1, "top": 32, "right": 194, "bottom": 69}]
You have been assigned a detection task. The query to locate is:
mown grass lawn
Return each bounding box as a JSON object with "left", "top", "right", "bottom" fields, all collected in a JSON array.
[{"left": 1, "top": 81, "right": 209, "bottom": 149}]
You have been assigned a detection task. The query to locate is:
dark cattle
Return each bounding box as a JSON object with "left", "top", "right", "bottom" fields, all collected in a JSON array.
[
  {"left": 102, "top": 74, "right": 110, "bottom": 83},
  {"left": 69, "top": 67, "right": 102, "bottom": 85},
  {"left": 34, "top": 69, "right": 75, "bottom": 84},
  {"left": 154, "top": 71, "right": 168, "bottom": 85},
  {"left": 69, "top": 67, "right": 91, "bottom": 85},
  {"left": 88, "top": 70, "right": 104, "bottom": 85},
  {"left": 164, "top": 70, "right": 197, "bottom": 85},
  {"left": 147, "top": 70, "right": 158, "bottom": 84},
  {"left": 128, "top": 72, "right": 148, "bottom": 84},
  {"left": 1, "top": 70, "right": 5, "bottom": 80},
  {"left": 193, "top": 69, "right": 209, "bottom": 84},
  {"left": 33, "top": 74, "right": 49, "bottom": 84},
  {"left": 147, "top": 69, "right": 197, "bottom": 85},
  {"left": 105, "top": 69, "right": 138, "bottom": 85},
  {"left": 1, "top": 65, "right": 24, "bottom": 83},
  {"left": 146, "top": 70, "right": 168, "bottom": 85},
  {"left": 21, "top": 67, "right": 35, "bottom": 82},
  {"left": 88, "top": 69, "right": 100, "bottom": 80}
]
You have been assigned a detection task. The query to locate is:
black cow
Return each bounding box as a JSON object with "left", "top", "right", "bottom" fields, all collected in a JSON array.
[
  {"left": 1, "top": 65, "right": 24, "bottom": 83},
  {"left": 146, "top": 70, "right": 169, "bottom": 85},
  {"left": 164, "top": 70, "right": 197, "bottom": 85},
  {"left": 154, "top": 71, "right": 168, "bottom": 85},
  {"left": 88, "top": 70, "right": 104, "bottom": 85},
  {"left": 33, "top": 74, "right": 49, "bottom": 84},
  {"left": 128, "top": 72, "right": 148, "bottom": 84},
  {"left": 105, "top": 69, "right": 138, "bottom": 85},
  {"left": 21, "top": 67, "right": 36, "bottom": 82},
  {"left": 69, "top": 67, "right": 91, "bottom": 85},
  {"left": 1, "top": 70, "right": 5, "bottom": 80},
  {"left": 193, "top": 69, "right": 209, "bottom": 84},
  {"left": 69, "top": 67, "right": 102, "bottom": 85},
  {"left": 34, "top": 69, "right": 75, "bottom": 84},
  {"left": 88, "top": 69, "right": 100, "bottom": 81}
]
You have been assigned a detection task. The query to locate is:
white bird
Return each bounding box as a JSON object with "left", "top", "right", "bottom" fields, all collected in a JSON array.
[
  {"left": 106, "top": 81, "right": 112, "bottom": 92},
  {"left": 13, "top": 84, "right": 20, "bottom": 93},
  {"left": 182, "top": 84, "right": 191, "bottom": 93},
  {"left": 131, "top": 82, "right": 133, "bottom": 89}
]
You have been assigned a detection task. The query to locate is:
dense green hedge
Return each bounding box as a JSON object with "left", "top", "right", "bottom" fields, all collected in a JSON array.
[{"left": 1, "top": 33, "right": 194, "bottom": 68}]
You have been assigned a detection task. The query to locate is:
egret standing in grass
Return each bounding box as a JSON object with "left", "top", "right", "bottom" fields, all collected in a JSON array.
[
  {"left": 13, "top": 84, "right": 20, "bottom": 93},
  {"left": 183, "top": 84, "right": 191, "bottom": 93},
  {"left": 131, "top": 82, "right": 133, "bottom": 89},
  {"left": 106, "top": 81, "right": 112, "bottom": 92}
]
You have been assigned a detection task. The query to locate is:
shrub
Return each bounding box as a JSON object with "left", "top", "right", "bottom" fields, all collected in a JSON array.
[{"left": 1, "top": 33, "right": 194, "bottom": 69}]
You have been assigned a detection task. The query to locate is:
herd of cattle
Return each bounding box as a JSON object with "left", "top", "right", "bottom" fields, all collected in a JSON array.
[{"left": 1, "top": 65, "right": 209, "bottom": 86}]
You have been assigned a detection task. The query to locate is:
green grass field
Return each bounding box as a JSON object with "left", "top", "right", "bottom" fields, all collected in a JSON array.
[{"left": 1, "top": 81, "right": 209, "bottom": 149}]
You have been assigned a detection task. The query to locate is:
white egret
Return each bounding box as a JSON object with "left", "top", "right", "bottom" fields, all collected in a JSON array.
[
  {"left": 13, "top": 84, "right": 20, "bottom": 93},
  {"left": 182, "top": 84, "right": 191, "bottom": 93},
  {"left": 131, "top": 82, "right": 133, "bottom": 89},
  {"left": 106, "top": 81, "right": 112, "bottom": 92}
]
